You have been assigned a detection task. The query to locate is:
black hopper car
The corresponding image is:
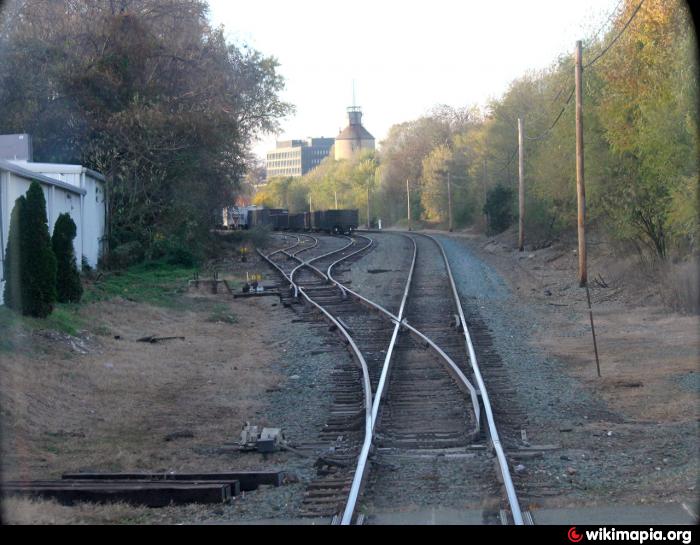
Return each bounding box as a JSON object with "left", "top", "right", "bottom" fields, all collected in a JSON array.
[
  {"left": 288, "top": 212, "right": 309, "bottom": 231},
  {"left": 247, "top": 208, "right": 288, "bottom": 230},
  {"left": 247, "top": 207, "right": 358, "bottom": 234},
  {"left": 311, "top": 209, "right": 358, "bottom": 235}
]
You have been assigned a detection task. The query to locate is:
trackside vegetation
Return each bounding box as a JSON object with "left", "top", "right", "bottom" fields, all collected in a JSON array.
[{"left": 255, "top": 0, "right": 697, "bottom": 264}]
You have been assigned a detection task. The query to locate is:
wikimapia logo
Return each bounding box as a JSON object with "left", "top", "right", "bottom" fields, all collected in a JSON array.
[
  {"left": 566, "top": 527, "right": 693, "bottom": 544},
  {"left": 569, "top": 527, "right": 584, "bottom": 543}
]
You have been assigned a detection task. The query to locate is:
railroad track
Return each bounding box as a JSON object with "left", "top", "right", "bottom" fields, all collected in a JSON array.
[{"left": 258, "top": 231, "right": 524, "bottom": 525}]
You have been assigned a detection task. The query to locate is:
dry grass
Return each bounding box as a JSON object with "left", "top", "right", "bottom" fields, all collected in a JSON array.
[
  {"left": 537, "top": 304, "right": 699, "bottom": 422},
  {"left": 658, "top": 259, "right": 700, "bottom": 314},
  {"left": 1, "top": 293, "right": 282, "bottom": 484},
  {"left": 2, "top": 497, "right": 150, "bottom": 525}
]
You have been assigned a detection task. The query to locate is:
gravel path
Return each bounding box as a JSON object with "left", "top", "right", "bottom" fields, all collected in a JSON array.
[
  {"left": 435, "top": 233, "right": 697, "bottom": 510},
  {"left": 435, "top": 234, "right": 618, "bottom": 439}
]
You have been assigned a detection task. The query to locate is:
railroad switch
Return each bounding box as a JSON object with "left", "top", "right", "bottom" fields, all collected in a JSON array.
[
  {"left": 238, "top": 422, "right": 286, "bottom": 453},
  {"left": 257, "top": 428, "right": 285, "bottom": 453}
]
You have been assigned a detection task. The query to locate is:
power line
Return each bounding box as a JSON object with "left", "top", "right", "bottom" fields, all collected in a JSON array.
[
  {"left": 495, "top": 147, "right": 518, "bottom": 175},
  {"left": 524, "top": 84, "right": 575, "bottom": 141},
  {"left": 521, "top": 0, "right": 644, "bottom": 143},
  {"left": 587, "top": 0, "right": 625, "bottom": 45},
  {"left": 584, "top": 0, "right": 645, "bottom": 69}
]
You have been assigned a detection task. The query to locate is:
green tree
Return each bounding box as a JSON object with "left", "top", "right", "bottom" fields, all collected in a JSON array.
[
  {"left": 421, "top": 144, "right": 452, "bottom": 222},
  {"left": 2, "top": 196, "right": 25, "bottom": 311},
  {"left": 20, "top": 182, "right": 57, "bottom": 317},
  {"left": 484, "top": 185, "right": 514, "bottom": 234},
  {"left": 52, "top": 213, "right": 83, "bottom": 303},
  {"left": 594, "top": 0, "right": 698, "bottom": 257},
  {"left": 0, "top": 1, "right": 293, "bottom": 258}
]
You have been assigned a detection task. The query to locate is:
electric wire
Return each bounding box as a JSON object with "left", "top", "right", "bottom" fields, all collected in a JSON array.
[
  {"left": 584, "top": 0, "right": 644, "bottom": 69},
  {"left": 522, "top": 0, "right": 644, "bottom": 142}
]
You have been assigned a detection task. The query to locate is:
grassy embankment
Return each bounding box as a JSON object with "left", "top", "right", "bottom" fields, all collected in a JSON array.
[
  {"left": 0, "top": 227, "right": 273, "bottom": 349},
  {"left": 0, "top": 261, "right": 196, "bottom": 352}
]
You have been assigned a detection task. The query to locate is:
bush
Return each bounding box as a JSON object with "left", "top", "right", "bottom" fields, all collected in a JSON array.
[
  {"left": 20, "top": 182, "right": 57, "bottom": 317},
  {"left": 166, "top": 245, "right": 197, "bottom": 267},
  {"left": 52, "top": 213, "right": 83, "bottom": 303},
  {"left": 81, "top": 255, "right": 93, "bottom": 273},
  {"left": 2, "top": 196, "right": 25, "bottom": 311},
  {"left": 524, "top": 196, "right": 564, "bottom": 246},
  {"left": 659, "top": 258, "right": 700, "bottom": 314},
  {"left": 106, "top": 241, "right": 145, "bottom": 270},
  {"left": 148, "top": 234, "right": 200, "bottom": 267},
  {"left": 212, "top": 225, "right": 271, "bottom": 251},
  {"left": 483, "top": 185, "right": 514, "bottom": 234}
]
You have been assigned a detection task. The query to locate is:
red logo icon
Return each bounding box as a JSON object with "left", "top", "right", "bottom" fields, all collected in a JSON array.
[{"left": 568, "top": 527, "right": 584, "bottom": 543}]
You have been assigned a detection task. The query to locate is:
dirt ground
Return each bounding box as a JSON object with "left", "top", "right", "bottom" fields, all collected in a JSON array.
[
  {"left": 451, "top": 228, "right": 698, "bottom": 424},
  {"left": 0, "top": 283, "right": 301, "bottom": 523}
]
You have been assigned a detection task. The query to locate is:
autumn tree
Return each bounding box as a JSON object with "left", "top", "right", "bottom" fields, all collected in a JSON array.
[
  {"left": 0, "top": 0, "right": 292, "bottom": 260},
  {"left": 593, "top": 0, "right": 698, "bottom": 258}
]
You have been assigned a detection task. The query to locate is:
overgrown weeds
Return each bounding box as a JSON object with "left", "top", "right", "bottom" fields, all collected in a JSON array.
[
  {"left": 206, "top": 304, "right": 237, "bottom": 324},
  {"left": 83, "top": 260, "right": 195, "bottom": 308},
  {"left": 657, "top": 258, "right": 700, "bottom": 314},
  {"left": 0, "top": 304, "right": 86, "bottom": 352}
]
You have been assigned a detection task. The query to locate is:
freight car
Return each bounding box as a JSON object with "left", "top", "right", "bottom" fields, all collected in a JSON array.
[
  {"left": 310, "top": 209, "right": 358, "bottom": 234},
  {"left": 271, "top": 212, "right": 289, "bottom": 230},
  {"left": 247, "top": 208, "right": 289, "bottom": 230},
  {"left": 288, "top": 212, "right": 307, "bottom": 230}
]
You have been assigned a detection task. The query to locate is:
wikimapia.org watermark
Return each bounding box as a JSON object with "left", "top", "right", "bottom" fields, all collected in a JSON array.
[{"left": 567, "top": 527, "right": 693, "bottom": 544}]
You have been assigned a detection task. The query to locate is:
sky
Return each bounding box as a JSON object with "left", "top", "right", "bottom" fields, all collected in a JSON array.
[{"left": 207, "top": 0, "right": 620, "bottom": 160}]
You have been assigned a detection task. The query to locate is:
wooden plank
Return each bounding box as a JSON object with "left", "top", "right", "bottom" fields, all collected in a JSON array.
[
  {"left": 233, "top": 291, "right": 281, "bottom": 299},
  {"left": 62, "top": 471, "right": 284, "bottom": 492},
  {"left": 13, "top": 479, "right": 241, "bottom": 497},
  {"left": 3, "top": 482, "right": 231, "bottom": 507}
]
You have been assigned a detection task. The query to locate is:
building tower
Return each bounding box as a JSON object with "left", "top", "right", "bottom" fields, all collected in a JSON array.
[{"left": 334, "top": 105, "right": 375, "bottom": 161}]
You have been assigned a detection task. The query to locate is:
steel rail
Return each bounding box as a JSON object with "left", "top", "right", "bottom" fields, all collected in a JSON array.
[
  {"left": 296, "top": 285, "right": 373, "bottom": 526},
  {"left": 416, "top": 232, "right": 524, "bottom": 525},
  {"left": 289, "top": 236, "right": 354, "bottom": 286},
  {"left": 261, "top": 232, "right": 505, "bottom": 523},
  {"left": 328, "top": 231, "right": 523, "bottom": 523},
  {"left": 326, "top": 234, "right": 481, "bottom": 429},
  {"left": 331, "top": 234, "right": 415, "bottom": 525},
  {"left": 289, "top": 233, "right": 319, "bottom": 257},
  {"left": 258, "top": 237, "right": 376, "bottom": 525},
  {"left": 267, "top": 233, "right": 303, "bottom": 258},
  {"left": 262, "top": 234, "right": 338, "bottom": 297},
  {"left": 277, "top": 236, "right": 357, "bottom": 298},
  {"left": 325, "top": 233, "right": 482, "bottom": 524}
]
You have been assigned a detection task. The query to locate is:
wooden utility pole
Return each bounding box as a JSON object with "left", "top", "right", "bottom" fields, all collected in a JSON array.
[
  {"left": 366, "top": 180, "right": 371, "bottom": 229},
  {"left": 482, "top": 155, "right": 488, "bottom": 228},
  {"left": 517, "top": 117, "right": 525, "bottom": 252},
  {"left": 406, "top": 178, "right": 412, "bottom": 231},
  {"left": 447, "top": 171, "right": 453, "bottom": 232},
  {"left": 334, "top": 190, "right": 338, "bottom": 210},
  {"left": 575, "top": 40, "right": 587, "bottom": 286}
]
